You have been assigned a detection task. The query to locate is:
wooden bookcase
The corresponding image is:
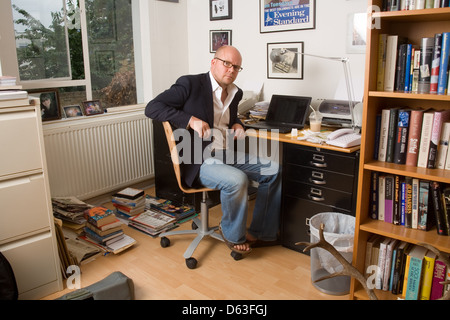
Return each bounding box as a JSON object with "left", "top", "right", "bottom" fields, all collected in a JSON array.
[{"left": 350, "top": 1, "right": 450, "bottom": 300}]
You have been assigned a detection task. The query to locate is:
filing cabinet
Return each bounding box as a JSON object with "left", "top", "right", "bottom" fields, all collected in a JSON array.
[
  {"left": 281, "top": 143, "right": 359, "bottom": 253},
  {"left": 0, "top": 98, "right": 62, "bottom": 299}
]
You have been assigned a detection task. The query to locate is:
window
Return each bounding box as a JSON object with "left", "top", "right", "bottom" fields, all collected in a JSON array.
[{"left": 7, "top": 0, "right": 137, "bottom": 109}]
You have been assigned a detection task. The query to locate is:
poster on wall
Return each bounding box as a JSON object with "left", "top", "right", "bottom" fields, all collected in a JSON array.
[{"left": 260, "top": 0, "right": 315, "bottom": 33}]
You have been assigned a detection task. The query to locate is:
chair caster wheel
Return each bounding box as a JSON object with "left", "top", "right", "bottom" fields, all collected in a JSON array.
[
  {"left": 231, "top": 251, "right": 243, "bottom": 261},
  {"left": 192, "top": 221, "right": 198, "bottom": 230},
  {"left": 186, "top": 257, "right": 198, "bottom": 269},
  {"left": 160, "top": 236, "right": 170, "bottom": 248}
]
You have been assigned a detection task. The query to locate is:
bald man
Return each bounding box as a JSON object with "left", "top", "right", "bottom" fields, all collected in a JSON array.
[{"left": 146, "top": 46, "right": 281, "bottom": 254}]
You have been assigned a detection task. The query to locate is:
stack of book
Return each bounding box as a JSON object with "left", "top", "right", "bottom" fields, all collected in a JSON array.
[
  {"left": 364, "top": 235, "right": 449, "bottom": 300},
  {"left": 145, "top": 194, "right": 197, "bottom": 222},
  {"left": 370, "top": 173, "right": 450, "bottom": 236},
  {"left": 128, "top": 209, "right": 177, "bottom": 237},
  {"left": 81, "top": 206, "right": 137, "bottom": 254},
  {"left": 374, "top": 107, "right": 450, "bottom": 169},
  {"left": 112, "top": 187, "right": 145, "bottom": 218},
  {"left": 83, "top": 206, "right": 124, "bottom": 245}
]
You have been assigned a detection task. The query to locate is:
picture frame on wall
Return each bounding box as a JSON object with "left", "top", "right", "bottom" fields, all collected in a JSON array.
[
  {"left": 82, "top": 100, "right": 104, "bottom": 116},
  {"left": 210, "top": 30, "right": 232, "bottom": 53},
  {"left": 267, "top": 42, "right": 304, "bottom": 80},
  {"left": 210, "top": 0, "right": 232, "bottom": 21},
  {"left": 29, "top": 89, "right": 61, "bottom": 122},
  {"left": 346, "top": 12, "right": 367, "bottom": 54},
  {"left": 260, "top": 0, "right": 315, "bottom": 33}
]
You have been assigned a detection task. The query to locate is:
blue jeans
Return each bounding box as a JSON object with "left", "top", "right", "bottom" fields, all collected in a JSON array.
[{"left": 198, "top": 149, "right": 281, "bottom": 244}]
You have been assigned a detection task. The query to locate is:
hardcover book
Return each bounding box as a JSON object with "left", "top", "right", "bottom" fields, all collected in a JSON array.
[
  {"left": 393, "top": 109, "right": 411, "bottom": 164},
  {"left": 405, "top": 109, "right": 424, "bottom": 166}
]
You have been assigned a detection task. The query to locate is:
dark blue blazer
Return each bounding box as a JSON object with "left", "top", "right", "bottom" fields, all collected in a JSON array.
[{"left": 145, "top": 72, "right": 243, "bottom": 187}]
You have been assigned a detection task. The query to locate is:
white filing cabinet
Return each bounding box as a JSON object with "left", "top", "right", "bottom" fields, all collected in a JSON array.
[{"left": 0, "top": 96, "right": 62, "bottom": 299}]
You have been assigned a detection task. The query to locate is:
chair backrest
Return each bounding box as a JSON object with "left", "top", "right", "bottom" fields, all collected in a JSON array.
[{"left": 162, "top": 121, "right": 211, "bottom": 194}]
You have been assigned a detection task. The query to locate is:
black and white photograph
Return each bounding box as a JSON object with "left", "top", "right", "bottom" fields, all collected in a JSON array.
[
  {"left": 210, "top": 0, "right": 232, "bottom": 21},
  {"left": 267, "top": 42, "right": 304, "bottom": 79}
]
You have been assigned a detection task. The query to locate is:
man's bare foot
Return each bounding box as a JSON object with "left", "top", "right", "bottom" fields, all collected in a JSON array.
[{"left": 233, "top": 242, "right": 251, "bottom": 252}]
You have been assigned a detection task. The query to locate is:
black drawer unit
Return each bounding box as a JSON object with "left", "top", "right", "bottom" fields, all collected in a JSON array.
[{"left": 281, "top": 143, "right": 359, "bottom": 253}]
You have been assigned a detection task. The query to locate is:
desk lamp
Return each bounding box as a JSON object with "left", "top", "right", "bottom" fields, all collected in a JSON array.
[{"left": 269, "top": 49, "right": 360, "bottom": 132}]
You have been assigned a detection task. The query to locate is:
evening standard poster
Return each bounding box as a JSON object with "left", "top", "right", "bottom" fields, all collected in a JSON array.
[{"left": 260, "top": 0, "right": 315, "bottom": 33}]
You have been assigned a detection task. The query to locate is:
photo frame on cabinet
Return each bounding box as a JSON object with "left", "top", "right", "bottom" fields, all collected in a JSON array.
[
  {"left": 267, "top": 42, "right": 304, "bottom": 79},
  {"left": 210, "top": 30, "right": 232, "bottom": 53},
  {"left": 260, "top": 0, "right": 315, "bottom": 33},
  {"left": 29, "top": 89, "right": 62, "bottom": 122},
  {"left": 210, "top": 0, "right": 232, "bottom": 21},
  {"left": 82, "top": 100, "right": 104, "bottom": 116},
  {"left": 63, "top": 105, "right": 84, "bottom": 118}
]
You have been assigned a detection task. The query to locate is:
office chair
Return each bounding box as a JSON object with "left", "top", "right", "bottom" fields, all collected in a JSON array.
[{"left": 159, "top": 121, "right": 242, "bottom": 269}]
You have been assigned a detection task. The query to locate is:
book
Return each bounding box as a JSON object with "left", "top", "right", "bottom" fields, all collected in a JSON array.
[
  {"left": 384, "top": 175, "right": 395, "bottom": 224},
  {"left": 418, "top": 37, "right": 434, "bottom": 94},
  {"left": 112, "top": 187, "right": 145, "bottom": 200},
  {"left": 393, "top": 109, "right": 411, "bottom": 164},
  {"left": 405, "top": 109, "right": 424, "bottom": 166},
  {"left": 395, "top": 43, "right": 409, "bottom": 92},
  {"left": 378, "top": 109, "right": 391, "bottom": 161},
  {"left": 411, "top": 178, "right": 420, "bottom": 229},
  {"left": 373, "top": 114, "right": 382, "bottom": 160},
  {"left": 417, "top": 110, "right": 435, "bottom": 168},
  {"left": 418, "top": 180, "right": 435, "bottom": 231},
  {"left": 84, "top": 206, "right": 117, "bottom": 227},
  {"left": 383, "top": 239, "right": 399, "bottom": 291},
  {"left": 376, "top": 237, "right": 392, "bottom": 290},
  {"left": 429, "top": 33, "right": 442, "bottom": 94},
  {"left": 430, "top": 181, "right": 449, "bottom": 235},
  {"left": 405, "top": 245, "right": 428, "bottom": 300},
  {"left": 0, "top": 76, "right": 17, "bottom": 86},
  {"left": 386, "top": 108, "right": 400, "bottom": 163},
  {"left": 436, "top": 122, "right": 450, "bottom": 169},
  {"left": 377, "top": 34, "right": 388, "bottom": 91},
  {"left": 391, "top": 241, "right": 410, "bottom": 295},
  {"left": 365, "top": 234, "right": 381, "bottom": 278},
  {"left": 404, "top": 177, "right": 413, "bottom": 228},
  {"left": 393, "top": 175, "right": 401, "bottom": 225},
  {"left": 438, "top": 32, "right": 450, "bottom": 94},
  {"left": 427, "top": 109, "right": 450, "bottom": 168},
  {"left": 370, "top": 171, "right": 379, "bottom": 220},
  {"left": 420, "top": 250, "right": 437, "bottom": 300},
  {"left": 385, "top": 35, "right": 408, "bottom": 92},
  {"left": 378, "top": 175, "right": 386, "bottom": 221},
  {"left": 411, "top": 47, "right": 421, "bottom": 93},
  {"left": 430, "top": 258, "right": 447, "bottom": 299},
  {"left": 129, "top": 209, "right": 176, "bottom": 231}
]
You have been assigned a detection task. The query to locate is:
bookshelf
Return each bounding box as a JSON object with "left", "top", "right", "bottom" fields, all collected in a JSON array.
[{"left": 350, "top": 2, "right": 450, "bottom": 300}]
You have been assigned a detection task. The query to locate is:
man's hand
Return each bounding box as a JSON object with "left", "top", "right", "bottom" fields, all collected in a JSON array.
[
  {"left": 189, "top": 117, "right": 211, "bottom": 138},
  {"left": 231, "top": 123, "right": 246, "bottom": 140}
]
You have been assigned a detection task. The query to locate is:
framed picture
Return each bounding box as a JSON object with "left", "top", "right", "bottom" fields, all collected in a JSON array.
[
  {"left": 63, "top": 105, "right": 84, "bottom": 118},
  {"left": 210, "top": 0, "right": 232, "bottom": 21},
  {"left": 347, "top": 13, "right": 367, "bottom": 54},
  {"left": 157, "top": 0, "right": 178, "bottom": 2},
  {"left": 82, "top": 100, "right": 104, "bottom": 116},
  {"left": 267, "top": 42, "right": 304, "bottom": 79},
  {"left": 210, "top": 30, "right": 232, "bottom": 53},
  {"left": 260, "top": 0, "right": 315, "bottom": 33},
  {"left": 29, "top": 89, "right": 61, "bottom": 121}
]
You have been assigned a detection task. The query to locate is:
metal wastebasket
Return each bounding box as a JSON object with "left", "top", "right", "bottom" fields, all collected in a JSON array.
[{"left": 307, "top": 212, "right": 355, "bottom": 295}]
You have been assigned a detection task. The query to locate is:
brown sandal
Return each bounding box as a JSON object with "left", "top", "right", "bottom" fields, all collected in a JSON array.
[{"left": 219, "top": 225, "right": 252, "bottom": 255}]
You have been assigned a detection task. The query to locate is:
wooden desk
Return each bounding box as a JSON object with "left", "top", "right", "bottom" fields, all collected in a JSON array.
[{"left": 247, "top": 128, "right": 360, "bottom": 254}]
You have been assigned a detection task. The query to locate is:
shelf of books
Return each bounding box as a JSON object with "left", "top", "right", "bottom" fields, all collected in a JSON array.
[{"left": 351, "top": 0, "right": 450, "bottom": 300}]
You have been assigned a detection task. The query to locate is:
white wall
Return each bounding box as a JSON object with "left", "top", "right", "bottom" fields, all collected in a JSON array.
[{"left": 186, "top": 0, "right": 368, "bottom": 102}]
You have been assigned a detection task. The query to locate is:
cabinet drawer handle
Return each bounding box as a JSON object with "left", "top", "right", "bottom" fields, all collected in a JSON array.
[
  {"left": 309, "top": 171, "right": 326, "bottom": 185},
  {"left": 309, "top": 161, "right": 327, "bottom": 168},
  {"left": 308, "top": 188, "right": 325, "bottom": 202}
]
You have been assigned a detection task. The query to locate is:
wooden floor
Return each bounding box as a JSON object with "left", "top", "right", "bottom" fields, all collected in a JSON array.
[{"left": 42, "top": 187, "right": 349, "bottom": 300}]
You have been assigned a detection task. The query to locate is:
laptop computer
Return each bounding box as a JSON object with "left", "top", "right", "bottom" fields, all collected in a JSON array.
[{"left": 245, "top": 95, "right": 311, "bottom": 133}]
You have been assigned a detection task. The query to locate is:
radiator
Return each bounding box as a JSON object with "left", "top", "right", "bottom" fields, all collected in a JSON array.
[{"left": 43, "top": 110, "right": 154, "bottom": 200}]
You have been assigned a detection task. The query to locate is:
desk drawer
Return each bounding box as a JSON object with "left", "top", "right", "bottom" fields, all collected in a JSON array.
[
  {"left": 284, "top": 163, "right": 355, "bottom": 193},
  {"left": 281, "top": 195, "right": 351, "bottom": 252},
  {"left": 283, "top": 179, "right": 353, "bottom": 211},
  {"left": 284, "top": 144, "right": 357, "bottom": 176}
]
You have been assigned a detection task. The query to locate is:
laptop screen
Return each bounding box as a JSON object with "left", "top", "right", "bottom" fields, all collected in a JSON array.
[{"left": 266, "top": 95, "right": 311, "bottom": 126}]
